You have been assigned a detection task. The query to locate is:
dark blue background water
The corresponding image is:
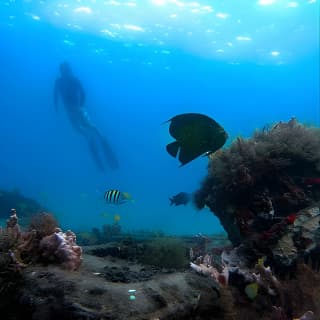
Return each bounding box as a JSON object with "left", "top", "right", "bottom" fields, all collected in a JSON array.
[{"left": 0, "top": 0, "right": 319, "bottom": 235}]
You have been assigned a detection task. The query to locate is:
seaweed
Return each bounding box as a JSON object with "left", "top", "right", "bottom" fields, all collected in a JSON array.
[
  {"left": 28, "top": 212, "right": 58, "bottom": 239},
  {"left": 139, "top": 237, "right": 189, "bottom": 269},
  {"left": 194, "top": 119, "right": 320, "bottom": 276},
  {"left": 195, "top": 119, "right": 320, "bottom": 242}
]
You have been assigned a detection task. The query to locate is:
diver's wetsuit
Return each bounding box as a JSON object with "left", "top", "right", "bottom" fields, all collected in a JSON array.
[{"left": 54, "top": 63, "right": 119, "bottom": 171}]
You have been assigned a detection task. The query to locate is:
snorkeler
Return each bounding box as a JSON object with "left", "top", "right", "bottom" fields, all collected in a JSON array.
[{"left": 54, "top": 62, "right": 119, "bottom": 171}]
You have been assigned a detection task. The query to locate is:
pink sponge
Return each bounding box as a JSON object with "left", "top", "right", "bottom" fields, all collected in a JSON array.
[{"left": 39, "top": 228, "right": 82, "bottom": 271}]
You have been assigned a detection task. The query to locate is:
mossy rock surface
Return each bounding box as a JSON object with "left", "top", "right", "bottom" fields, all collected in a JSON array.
[{"left": 139, "top": 237, "right": 189, "bottom": 269}]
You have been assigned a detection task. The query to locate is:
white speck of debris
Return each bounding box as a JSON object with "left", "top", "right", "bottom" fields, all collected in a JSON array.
[{"left": 128, "top": 289, "right": 137, "bottom": 293}]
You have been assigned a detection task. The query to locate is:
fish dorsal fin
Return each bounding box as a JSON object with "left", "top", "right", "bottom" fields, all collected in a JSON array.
[{"left": 166, "top": 141, "right": 180, "bottom": 158}]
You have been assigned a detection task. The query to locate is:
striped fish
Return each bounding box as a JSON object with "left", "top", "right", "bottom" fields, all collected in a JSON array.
[{"left": 104, "top": 189, "right": 132, "bottom": 205}]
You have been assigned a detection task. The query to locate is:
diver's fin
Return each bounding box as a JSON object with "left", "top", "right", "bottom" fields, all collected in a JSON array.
[
  {"left": 88, "top": 140, "right": 105, "bottom": 172},
  {"left": 100, "top": 137, "right": 119, "bottom": 170},
  {"left": 166, "top": 141, "right": 180, "bottom": 158}
]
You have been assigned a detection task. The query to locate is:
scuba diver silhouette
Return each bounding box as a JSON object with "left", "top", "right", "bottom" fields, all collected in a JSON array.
[{"left": 54, "top": 62, "right": 119, "bottom": 171}]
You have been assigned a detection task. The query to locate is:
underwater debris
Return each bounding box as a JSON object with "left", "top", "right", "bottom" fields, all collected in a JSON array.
[
  {"left": 165, "top": 113, "right": 228, "bottom": 166},
  {"left": 128, "top": 289, "right": 137, "bottom": 301}
]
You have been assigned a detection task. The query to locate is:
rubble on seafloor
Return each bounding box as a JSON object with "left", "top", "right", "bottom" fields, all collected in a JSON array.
[
  {"left": 0, "top": 209, "right": 234, "bottom": 320},
  {"left": 0, "top": 208, "right": 318, "bottom": 319}
]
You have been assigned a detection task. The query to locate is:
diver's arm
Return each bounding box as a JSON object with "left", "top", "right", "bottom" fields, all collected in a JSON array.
[{"left": 54, "top": 79, "right": 60, "bottom": 113}]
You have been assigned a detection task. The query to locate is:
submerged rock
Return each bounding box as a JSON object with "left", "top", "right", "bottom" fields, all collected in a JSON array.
[{"left": 1, "top": 254, "right": 229, "bottom": 320}]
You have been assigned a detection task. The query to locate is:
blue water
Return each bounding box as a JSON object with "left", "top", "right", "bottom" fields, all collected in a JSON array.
[{"left": 0, "top": 0, "right": 319, "bottom": 235}]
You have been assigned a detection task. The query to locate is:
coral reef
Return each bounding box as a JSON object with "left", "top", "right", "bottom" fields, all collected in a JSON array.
[
  {"left": 190, "top": 245, "right": 319, "bottom": 319},
  {"left": 39, "top": 229, "right": 82, "bottom": 271},
  {"left": 28, "top": 212, "right": 58, "bottom": 238},
  {"left": 192, "top": 119, "right": 320, "bottom": 318},
  {"left": 195, "top": 119, "right": 320, "bottom": 269},
  {"left": 0, "top": 209, "right": 82, "bottom": 271},
  {"left": 0, "top": 209, "right": 27, "bottom": 270},
  {"left": 0, "top": 226, "right": 318, "bottom": 319},
  {"left": 195, "top": 119, "right": 320, "bottom": 242},
  {"left": 0, "top": 209, "right": 25, "bottom": 302}
]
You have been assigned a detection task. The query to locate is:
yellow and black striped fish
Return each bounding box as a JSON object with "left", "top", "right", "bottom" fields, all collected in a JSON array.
[{"left": 104, "top": 189, "right": 132, "bottom": 205}]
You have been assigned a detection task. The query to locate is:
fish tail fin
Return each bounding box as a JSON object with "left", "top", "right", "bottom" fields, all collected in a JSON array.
[
  {"left": 166, "top": 141, "right": 180, "bottom": 158},
  {"left": 122, "top": 192, "right": 133, "bottom": 200},
  {"left": 169, "top": 198, "right": 178, "bottom": 206}
]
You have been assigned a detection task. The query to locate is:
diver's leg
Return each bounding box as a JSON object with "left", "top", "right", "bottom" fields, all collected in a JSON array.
[
  {"left": 91, "top": 126, "right": 119, "bottom": 169},
  {"left": 80, "top": 110, "right": 119, "bottom": 169},
  {"left": 68, "top": 111, "right": 87, "bottom": 136},
  {"left": 68, "top": 109, "right": 106, "bottom": 171}
]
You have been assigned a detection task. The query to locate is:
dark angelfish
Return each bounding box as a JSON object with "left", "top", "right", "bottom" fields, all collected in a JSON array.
[
  {"left": 164, "top": 113, "right": 228, "bottom": 166},
  {"left": 169, "top": 192, "right": 191, "bottom": 206}
]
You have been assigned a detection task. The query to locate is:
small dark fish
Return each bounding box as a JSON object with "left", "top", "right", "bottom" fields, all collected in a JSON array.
[
  {"left": 104, "top": 189, "right": 132, "bottom": 205},
  {"left": 169, "top": 192, "right": 191, "bottom": 206},
  {"left": 164, "top": 113, "right": 228, "bottom": 166}
]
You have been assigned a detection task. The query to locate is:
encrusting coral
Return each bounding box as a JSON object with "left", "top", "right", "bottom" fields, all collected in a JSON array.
[
  {"left": 0, "top": 209, "right": 26, "bottom": 270},
  {"left": 39, "top": 228, "right": 82, "bottom": 270},
  {"left": 190, "top": 245, "right": 318, "bottom": 320},
  {"left": 0, "top": 209, "right": 82, "bottom": 271}
]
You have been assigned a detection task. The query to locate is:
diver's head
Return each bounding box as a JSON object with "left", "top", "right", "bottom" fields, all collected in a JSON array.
[{"left": 59, "top": 62, "right": 72, "bottom": 77}]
